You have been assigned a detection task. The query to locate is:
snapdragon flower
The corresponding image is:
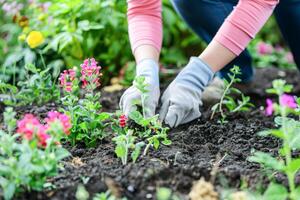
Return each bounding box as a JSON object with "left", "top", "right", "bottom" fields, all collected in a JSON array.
[
  {"left": 59, "top": 69, "right": 77, "bottom": 92},
  {"left": 119, "top": 114, "right": 127, "bottom": 128},
  {"left": 80, "top": 58, "right": 102, "bottom": 90}
]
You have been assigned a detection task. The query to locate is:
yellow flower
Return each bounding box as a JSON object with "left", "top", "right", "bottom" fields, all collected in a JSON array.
[{"left": 26, "top": 31, "right": 45, "bottom": 48}]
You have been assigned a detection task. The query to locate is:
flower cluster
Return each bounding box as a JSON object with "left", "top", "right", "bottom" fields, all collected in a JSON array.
[
  {"left": 16, "top": 111, "right": 71, "bottom": 148},
  {"left": 59, "top": 69, "right": 77, "bottom": 92},
  {"left": 119, "top": 114, "right": 127, "bottom": 128},
  {"left": 45, "top": 111, "right": 72, "bottom": 135},
  {"left": 265, "top": 94, "right": 297, "bottom": 116},
  {"left": 257, "top": 41, "right": 273, "bottom": 55},
  {"left": 80, "top": 58, "right": 102, "bottom": 90}
]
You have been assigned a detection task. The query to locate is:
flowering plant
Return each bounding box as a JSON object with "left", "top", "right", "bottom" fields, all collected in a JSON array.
[
  {"left": 248, "top": 79, "right": 300, "bottom": 200},
  {"left": 0, "top": 109, "right": 70, "bottom": 200},
  {"left": 59, "top": 58, "right": 110, "bottom": 147},
  {"left": 249, "top": 41, "right": 296, "bottom": 69}
]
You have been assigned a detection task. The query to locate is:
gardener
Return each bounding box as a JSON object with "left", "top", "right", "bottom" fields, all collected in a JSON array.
[{"left": 120, "top": 0, "right": 300, "bottom": 128}]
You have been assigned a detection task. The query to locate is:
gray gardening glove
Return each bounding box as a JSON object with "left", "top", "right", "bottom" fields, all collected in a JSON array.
[
  {"left": 119, "top": 59, "right": 160, "bottom": 118},
  {"left": 159, "top": 57, "right": 214, "bottom": 127}
]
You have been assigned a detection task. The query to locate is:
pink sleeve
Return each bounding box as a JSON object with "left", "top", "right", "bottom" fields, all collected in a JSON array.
[
  {"left": 213, "top": 0, "right": 279, "bottom": 55},
  {"left": 127, "top": 0, "right": 162, "bottom": 54}
]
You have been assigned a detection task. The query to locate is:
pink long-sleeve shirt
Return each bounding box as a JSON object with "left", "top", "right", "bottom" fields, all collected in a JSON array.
[{"left": 127, "top": 0, "right": 279, "bottom": 56}]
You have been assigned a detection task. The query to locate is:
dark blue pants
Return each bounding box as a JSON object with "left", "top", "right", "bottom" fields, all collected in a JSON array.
[{"left": 171, "top": 0, "right": 300, "bottom": 83}]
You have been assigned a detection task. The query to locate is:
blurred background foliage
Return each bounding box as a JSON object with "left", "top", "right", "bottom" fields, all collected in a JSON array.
[{"left": 0, "top": 0, "right": 296, "bottom": 86}]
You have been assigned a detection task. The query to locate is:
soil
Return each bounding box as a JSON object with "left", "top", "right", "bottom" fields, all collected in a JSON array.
[{"left": 5, "top": 67, "right": 300, "bottom": 200}]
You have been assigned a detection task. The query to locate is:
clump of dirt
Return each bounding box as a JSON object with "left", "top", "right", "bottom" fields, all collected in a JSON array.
[{"left": 189, "top": 178, "right": 218, "bottom": 200}]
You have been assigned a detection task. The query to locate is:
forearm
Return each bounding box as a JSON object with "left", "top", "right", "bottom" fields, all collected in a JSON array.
[
  {"left": 134, "top": 45, "right": 160, "bottom": 64},
  {"left": 127, "top": 0, "right": 162, "bottom": 63},
  {"left": 200, "top": 0, "right": 279, "bottom": 72}
]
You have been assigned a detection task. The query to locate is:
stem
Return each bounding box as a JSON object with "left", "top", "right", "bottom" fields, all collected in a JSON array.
[
  {"left": 281, "top": 105, "right": 296, "bottom": 199},
  {"left": 39, "top": 52, "right": 46, "bottom": 69},
  {"left": 216, "top": 75, "right": 235, "bottom": 120},
  {"left": 143, "top": 143, "right": 151, "bottom": 156},
  {"left": 141, "top": 93, "right": 146, "bottom": 119},
  {"left": 13, "top": 63, "right": 16, "bottom": 86}
]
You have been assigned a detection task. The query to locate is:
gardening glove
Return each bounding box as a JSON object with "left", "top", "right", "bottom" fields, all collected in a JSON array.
[
  {"left": 201, "top": 76, "right": 225, "bottom": 106},
  {"left": 119, "top": 58, "right": 160, "bottom": 118},
  {"left": 159, "top": 57, "right": 214, "bottom": 128}
]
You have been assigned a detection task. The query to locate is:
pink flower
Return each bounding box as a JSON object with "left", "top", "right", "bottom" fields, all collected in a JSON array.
[
  {"left": 58, "top": 69, "right": 76, "bottom": 92},
  {"left": 45, "top": 111, "right": 72, "bottom": 135},
  {"left": 285, "top": 52, "right": 294, "bottom": 64},
  {"left": 280, "top": 94, "right": 297, "bottom": 109},
  {"left": 80, "top": 58, "right": 102, "bottom": 89},
  {"left": 265, "top": 98, "right": 274, "bottom": 116},
  {"left": 36, "top": 126, "right": 50, "bottom": 148},
  {"left": 17, "top": 114, "right": 51, "bottom": 147},
  {"left": 17, "top": 114, "right": 41, "bottom": 140},
  {"left": 257, "top": 42, "right": 273, "bottom": 55},
  {"left": 119, "top": 114, "right": 127, "bottom": 128}
]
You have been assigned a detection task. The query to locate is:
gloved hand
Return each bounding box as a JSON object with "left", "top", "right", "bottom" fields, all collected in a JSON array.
[
  {"left": 159, "top": 57, "right": 214, "bottom": 127},
  {"left": 119, "top": 59, "right": 160, "bottom": 118}
]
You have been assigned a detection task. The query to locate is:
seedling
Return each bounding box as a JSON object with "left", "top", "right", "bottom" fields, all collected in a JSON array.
[
  {"left": 112, "top": 129, "right": 145, "bottom": 165},
  {"left": 130, "top": 76, "right": 171, "bottom": 155},
  {"left": 211, "top": 66, "right": 253, "bottom": 123},
  {"left": 248, "top": 79, "right": 300, "bottom": 200}
]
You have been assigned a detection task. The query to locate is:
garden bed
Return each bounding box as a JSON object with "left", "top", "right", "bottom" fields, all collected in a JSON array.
[{"left": 10, "top": 67, "right": 300, "bottom": 200}]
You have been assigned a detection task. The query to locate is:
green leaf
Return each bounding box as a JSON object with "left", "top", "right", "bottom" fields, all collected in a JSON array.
[
  {"left": 153, "top": 138, "right": 160, "bottom": 149},
  {"left": 79, "top": 122, "right": 89, "bottom": 132},
  {"left": 248, "top": 151, "right": 284, "bottom": 171},
  {"left": 55, "top": 148, "right": 70, "bottom": 160},
  {"left": 4, "top": 182, "right": 16, "bottom": 200},
  {"left": 129, "top": 110, "right": 143, "bottom": 124},
  {"left": 131, "top": 142, "right": 145, "bottom": 163},
  {"left": 97, "top": 112, "right": 111, "bottom": 121},
  {"left": 162, "top": 139, "right": 172, "bottom": 146},
  {"left": 115, "top": 145, "right": 126, "bottom": 158},
  {"left": 258, "top": 129, "right": 284, "bottom": 139},
  {"left": 291, "top": 186, "right": 300, "bottom": 200},
  {"left": 285, "top": 158, "right": 300, "bottom": 175},
  {"left": 211, "top": 103, "right": 219, "bottom": 111},
  {"left": 263, "top": 183, "right": 288, "bottom": 200}
]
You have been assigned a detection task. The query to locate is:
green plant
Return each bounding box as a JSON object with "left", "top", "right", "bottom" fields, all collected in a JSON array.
[
  {"left": 156, "top": 187, "right": 180, "bottom": 200},
  {"left": 111, "top": 76, "right": 171, "bottom": 165},
  {"left": 248, "top": 79, "right": 300, "bottom": 200},
  {"left": 112, "top": 129, "right": 144, "bottom": 165},
  {"left": 3, "top": 107, "right": 17, "bottom": 134},
  {"left": 211, "top": 66, "right": 254, "bottom": 123},
  {"left": 0, "top": 109, "right": 70, "bottom": 200},
  {"left": 129, "top": 76, "right": 171, "bottom": 154},
  {"left": 15, "top": 63, "right": 60, "bottom": 106},
  {"left": 0, "top": 80, "right": 18, "bottom": 105},
  {"left": 59, "top": 58, "right": 110, "bottom": 147}
]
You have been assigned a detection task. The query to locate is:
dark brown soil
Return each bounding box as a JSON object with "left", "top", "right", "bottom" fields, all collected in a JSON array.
[{"left": 7, "top": 67, "right": 300, "bottom": 200}]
